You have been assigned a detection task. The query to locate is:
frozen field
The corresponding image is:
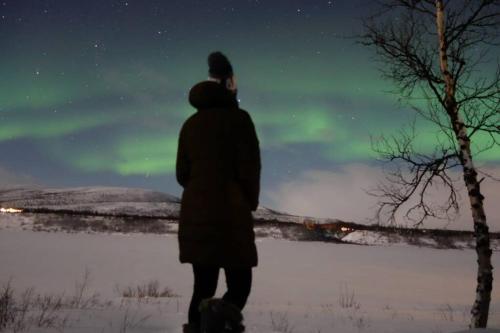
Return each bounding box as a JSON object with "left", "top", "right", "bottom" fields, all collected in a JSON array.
[{"left": 0, "top": 229, "right": 499, "bottom": 332}]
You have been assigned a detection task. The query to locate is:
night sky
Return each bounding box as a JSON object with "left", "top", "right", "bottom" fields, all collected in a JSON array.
[{"left": 1, "top": 1, "right": 499, "bottom": 228}]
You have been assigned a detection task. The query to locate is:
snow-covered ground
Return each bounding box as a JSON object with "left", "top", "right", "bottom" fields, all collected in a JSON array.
[
  {"left": 1, "top": 185, "right": 500, "bottom": 332},
  {"left": 1, "top": 229, "right": 499, "bottom": 332}
]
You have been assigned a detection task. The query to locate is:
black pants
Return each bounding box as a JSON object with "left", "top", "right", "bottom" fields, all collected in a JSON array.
[{"left": 188, "top": 265, "right": 252, "bottom": 325}]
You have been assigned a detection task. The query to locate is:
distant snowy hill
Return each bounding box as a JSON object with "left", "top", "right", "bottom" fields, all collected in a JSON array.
[
  {"left": 0, "top": 185, "right": 180, "bottom": 218},
  {"left": 0, "top": 185, "right": 333, "bottom": 224},
  {"left": 0, "top": 185, "right": 499, "bottom": 250}
]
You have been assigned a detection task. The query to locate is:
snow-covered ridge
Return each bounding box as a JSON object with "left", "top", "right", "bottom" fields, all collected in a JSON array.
[
  {"left": 0, "top": 185, "right": 181, "bottom": 218},
  {"left": 0, "top": 185, "right": 334, "bottom": 224},
  {"left": 0, "top": 185, "right": 179, "bottom": 205},
  {"left": 1, "top": 185, "right": 499, "bottom": 250}
]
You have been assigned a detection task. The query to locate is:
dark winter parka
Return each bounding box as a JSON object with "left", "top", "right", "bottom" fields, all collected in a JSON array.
[{"left": 176, "top": 81, "right": 261, "bottom": 267}]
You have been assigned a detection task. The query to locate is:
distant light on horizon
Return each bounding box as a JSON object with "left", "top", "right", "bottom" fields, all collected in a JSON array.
[{"left": 0, "top": 207, "right": 23, "bottom": 213}]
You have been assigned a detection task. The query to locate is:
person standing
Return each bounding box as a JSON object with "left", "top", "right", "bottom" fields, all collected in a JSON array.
[{"left": 176, "top": 51, "right": 261, "bottom": 333}]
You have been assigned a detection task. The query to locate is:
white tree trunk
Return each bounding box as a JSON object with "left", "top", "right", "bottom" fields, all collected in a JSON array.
[{"left": 435, "top": 0, "right": 493, "bottom": 328}]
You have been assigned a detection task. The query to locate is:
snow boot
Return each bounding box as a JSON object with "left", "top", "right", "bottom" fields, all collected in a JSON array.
[
  {"left": 183, "top": 323, "right": 200, "bottom": 333},
  {"left": 199, "top": 298, "right": 245, "bottom": 333}
]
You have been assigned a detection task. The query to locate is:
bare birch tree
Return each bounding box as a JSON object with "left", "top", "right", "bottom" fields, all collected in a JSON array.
[{"left": 361, "top": 0, "right": 499, "bottom": 328}]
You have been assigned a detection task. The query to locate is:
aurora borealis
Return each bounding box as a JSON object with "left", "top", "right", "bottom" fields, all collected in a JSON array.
[{"left": 1, "top": 1, "right": 499, "bottom": 227}]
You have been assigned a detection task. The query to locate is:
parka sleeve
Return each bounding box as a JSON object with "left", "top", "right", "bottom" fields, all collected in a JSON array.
[
  {"left": 176, "top": 124, "right": 190, "bottom": 188},
  {"left": 236, "top": 111, "right": 261, "bottom": 211}
]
